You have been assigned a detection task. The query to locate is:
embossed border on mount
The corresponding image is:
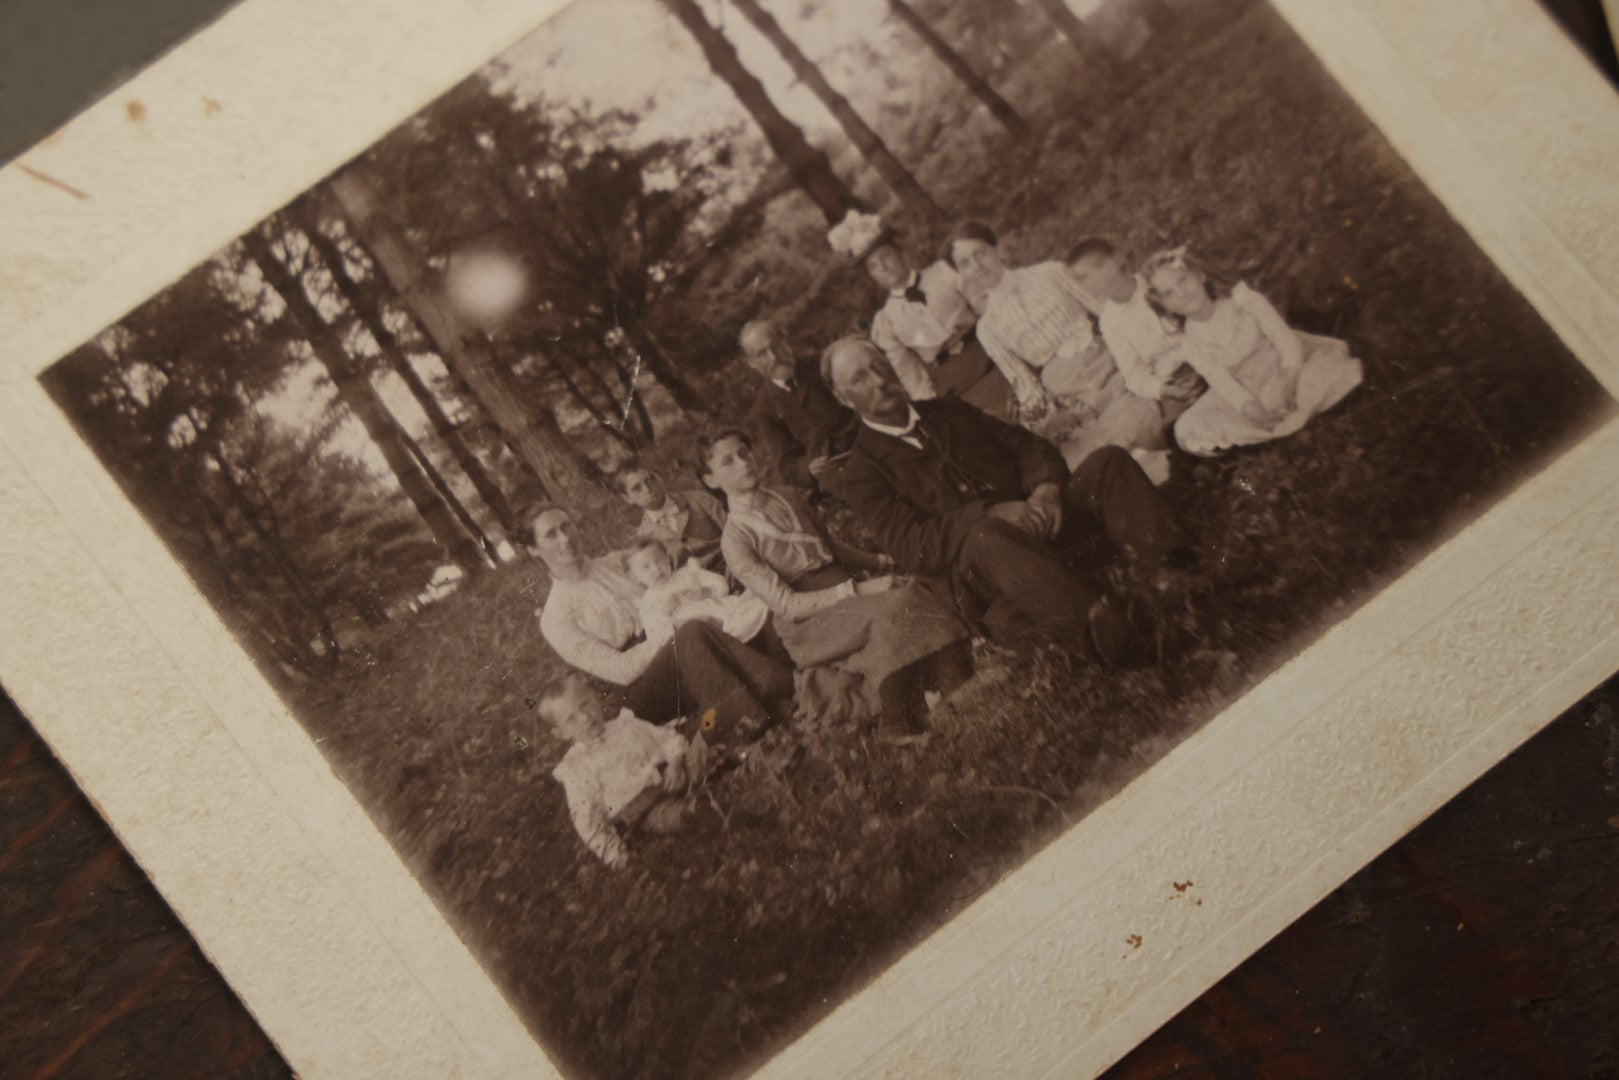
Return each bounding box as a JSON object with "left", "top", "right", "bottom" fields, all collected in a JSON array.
[{"left": 1, "top": 2, "right": 1616, "bottom": 1077}]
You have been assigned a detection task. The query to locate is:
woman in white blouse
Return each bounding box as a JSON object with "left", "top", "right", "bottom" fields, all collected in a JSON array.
[
  {"left": 943, "top": 221, "right": 1172, "bottom": 482},
  {"left": 532, "top": 506, "right": 793, "bottom": 744}
]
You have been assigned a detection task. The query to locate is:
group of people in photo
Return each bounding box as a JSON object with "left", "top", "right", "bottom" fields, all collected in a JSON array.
[{"left": 532, "top": 210, "right": 1364, "bottom": 868}]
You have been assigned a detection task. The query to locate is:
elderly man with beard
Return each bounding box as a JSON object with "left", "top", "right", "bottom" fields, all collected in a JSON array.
[{"left": 820, "top": 336, "right": 1198, "bottom": 666}]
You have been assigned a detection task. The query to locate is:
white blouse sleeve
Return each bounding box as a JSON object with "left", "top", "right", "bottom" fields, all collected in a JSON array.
[
  {"left": 635, "top": 592, "right": 676, "bottom": 649},
  {"left": 539, "top": 596, "right": 649, "bottom": 687},
  {"left": 871, "top": 309, "right": 938, "bottom": 402},
  {"left": 1233, "top": 283, "right": 1304, "bottom": 372},
  {"left": 1100, "top": 307, "right": 1167, "bottom": 400},
  {"left": 720, "top": 521, "right": 854, "bottom": 622},
  {"left": 975, "top": 314, "right": 1050, "bottom": 414}
]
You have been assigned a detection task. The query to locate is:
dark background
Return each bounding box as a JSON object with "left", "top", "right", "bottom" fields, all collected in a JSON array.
[
  {"left": 2, "top": 2, "right": 1616, "bottom": 1078},
  {"left": 0, "top": 0, "right": 239, "bottom": 165}
]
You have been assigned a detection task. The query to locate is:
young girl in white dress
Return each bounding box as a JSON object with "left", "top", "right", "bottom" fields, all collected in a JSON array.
[{"left": 1142, "top": 247, "right": 1363, "bottom": 456}]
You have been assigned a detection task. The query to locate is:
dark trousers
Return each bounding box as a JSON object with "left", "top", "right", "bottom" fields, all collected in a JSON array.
[
  {"left": 613, "top": 621, "right": 794, "bottom": 741},
  {"left": 952, "top": 445, "right": 1190, "bottom": 644}
]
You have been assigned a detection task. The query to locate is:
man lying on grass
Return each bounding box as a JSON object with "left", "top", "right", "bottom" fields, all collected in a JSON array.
[{"left": 822, "top": 336, "right": 1200, "bottom": 667}]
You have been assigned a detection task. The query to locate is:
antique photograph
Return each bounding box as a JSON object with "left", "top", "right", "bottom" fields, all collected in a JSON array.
[{"left": 29, "top": 0, "right": 1615, "bottom": 1076}]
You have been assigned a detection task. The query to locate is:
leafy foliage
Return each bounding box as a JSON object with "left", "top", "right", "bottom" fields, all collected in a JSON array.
[
  {"left": 364, "top": 76, "right": 734, "bottom": 456},
  {"left": 274, "top": 4, "right": 1611, "bottom": 1078},
  {"left": 39, "top": 1, "right": 1613, "bottom": 1077}
]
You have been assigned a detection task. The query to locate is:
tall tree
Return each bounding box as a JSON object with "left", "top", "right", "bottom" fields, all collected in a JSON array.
[
  {"left": 473, "top": 120, "right": 708, "bottom": 416},
  {"left": 1136, "top": 0, "right": 1178, "bottom": 33},
  {"left": 1027, "top": 0, "right": 1123, "bottom": 82},
  {"left": 44, "top": 266, "right": 456, "bottom": 683},
  {"left": 660, "top": 0, "right": 861, "bottom": 224},
  {"left": 326, "top": 166, "right": 603, "bottom": 511},
  {"left": 294, "top": 196, "right": 526, "bottom": 543},
  {"left": 729, "top": 0, "right": 943, "bottom": 219},
  {"left": 363, "top": 81, "right": 723, "bottom": 421},
  {"left": 398, "top": 427, "right": 498, "bottom": 560},
  {"left": 47, "top": 325, "right": 335, "bottom": 676},
  {"left": 241, "top": 226, "right": 489, "bottom": 576},
  {"left": 885, "top": 0, "right": 1030, "bottom": 140}
]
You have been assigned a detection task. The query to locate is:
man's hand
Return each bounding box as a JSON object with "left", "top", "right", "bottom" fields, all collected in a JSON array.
[
  {"left": 854, "top": 574, "right": 897, "bottom": 597},
  {"left": 807, "top": 455, "right": 831, "bottom": 478},
  {"left": 1026, "top": 482, "right": 1063, "bottom": 541},
  {"left": 986, "top": 500, "right": 1044, "bottom": 538}
]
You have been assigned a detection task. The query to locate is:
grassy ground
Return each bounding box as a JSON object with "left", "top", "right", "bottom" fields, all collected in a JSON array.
[{"left": 290, "top": 2, "right": 1611, "bottom": 1077}]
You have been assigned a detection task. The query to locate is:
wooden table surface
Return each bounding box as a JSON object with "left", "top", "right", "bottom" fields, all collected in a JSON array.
[
  {"left": 2, "top": 3, "right": 1617, "bottom": 1078},
  {"left": 4, "top": 675, "right": 1617, "bottom": 1079}
]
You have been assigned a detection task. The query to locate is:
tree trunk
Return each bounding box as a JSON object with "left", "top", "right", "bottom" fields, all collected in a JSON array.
[
  {"left": 190, "top": 466, "right": 331, "bottom": 671},
  {"left": 326, "top": 167, "right": 603, "bottom": 513},
  {"left": 622, "top": 323, "right": 707, "bottom": 416},
  {"left": 243, "top": 228, "right": 488, "bottom": 577},
  {"left": 1028, "top": 0, "right": 1123, "bottom": 81},
  {"left": 399, "top": 428, "right": 499, "bottom": 560},
  {"left": 660, "top": 0, "right": 861, "bottom": 225},
  {"left": 595, "top": 339, "right": 658, "bottom": 445},
  {"left": 885, "top": 0, "right": 1030, "bottom": 141},
  {"left": 729, "top": 0, "right": 943, "bottom": 220},
  {"left": 482, "top": 335, "right": 605, "bottom": 483},
  {"left": 1135, "top": 0, "right": 1177, "bottom": 32},
  {"left": 297, "top": 204, "right": 526, "bottom": 543},
  {"left": 620, "top": 320, "right": 710, "bottom": 435},
  {"left": 538, "top": 349, "right": 639, "bottom": 450}
]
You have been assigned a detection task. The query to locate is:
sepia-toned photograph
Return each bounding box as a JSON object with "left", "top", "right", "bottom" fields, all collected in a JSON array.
[{"left": 30, "top": 0, "right": 1615, "bottom": 1076}]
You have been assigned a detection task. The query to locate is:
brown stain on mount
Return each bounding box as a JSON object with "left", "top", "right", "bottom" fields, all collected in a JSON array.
[
  {"left": 126, "top": 100, "right": 147, "bottom": 125},
  {"left": 14, "top": 163, "right": 90, "bottom": 202}
]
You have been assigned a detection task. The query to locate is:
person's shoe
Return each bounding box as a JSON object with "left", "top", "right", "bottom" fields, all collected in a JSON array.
[
  {"left": 878, "top": 696, "right": 931, "bottom": 739},
  {"left": 1166, "top": 544, "right": 1202, "bottom": 572},
  {"left": 1139, "top": 543, "right": 1207, "bottom": 597},
  {"left": 732, "top": 713, "right": 770, "bottom": 742},
  {"left": 1086, "top": 594, "right": 1152, "bottom": 668}
]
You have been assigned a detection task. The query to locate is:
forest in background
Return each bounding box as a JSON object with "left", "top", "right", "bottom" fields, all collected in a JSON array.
[
  {"left": 42, "top": 0, "right": 1187, "bottom": 688},
  {"left": 40, "top": 0, "right": 1614, "bottom": 1077}
]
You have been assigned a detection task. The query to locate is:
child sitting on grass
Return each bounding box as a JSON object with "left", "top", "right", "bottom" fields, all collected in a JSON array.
[
  {"left": 1065, "top": 237, "right": 1206, "bottom": 423},
  {"left": 626, "top": 539, "right": 770, "bottom": 646},
  {"left": 541, "top": 672, "right": 702, "bottom": 870},
  {"left": 1142, "top": 245, "right": 1363, "bottom": 456}
]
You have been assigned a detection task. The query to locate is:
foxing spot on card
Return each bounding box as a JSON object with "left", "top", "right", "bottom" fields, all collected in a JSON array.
[{"left": 3, "top": 0, "right": 1617, "bottom": 1077}]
